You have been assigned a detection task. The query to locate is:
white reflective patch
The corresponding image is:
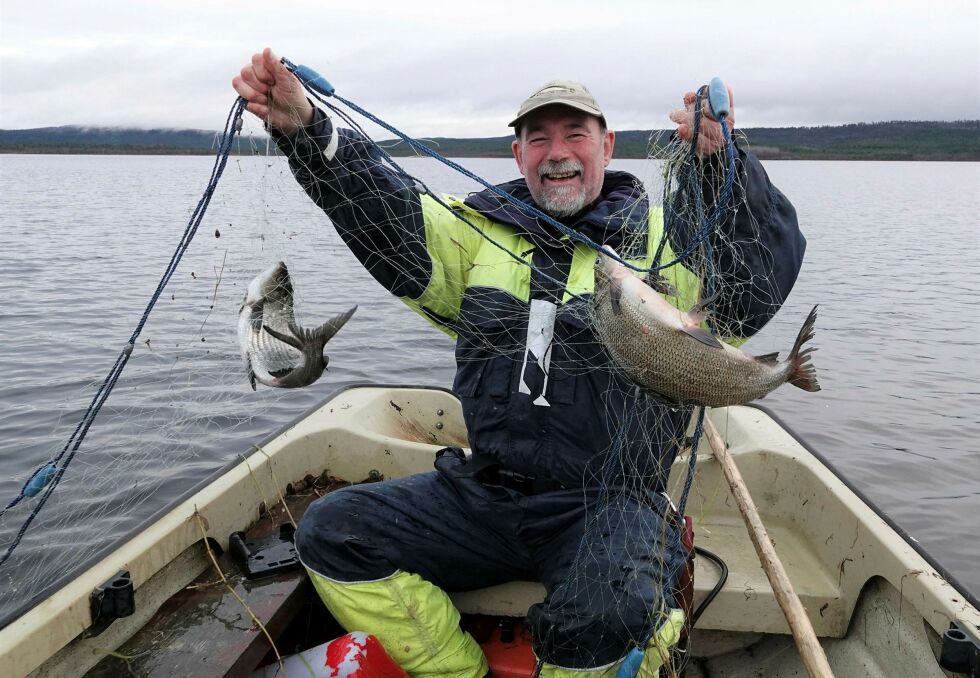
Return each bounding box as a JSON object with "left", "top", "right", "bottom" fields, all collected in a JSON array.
[
  {"left": 312, "top": 102, "right": 340, "bottom": 162},
  {"left": 518, "top": 298, "right": 557, "bottom": 407},
  {"left": 322, "top": 119, "right": 339, "bottom": 161}
]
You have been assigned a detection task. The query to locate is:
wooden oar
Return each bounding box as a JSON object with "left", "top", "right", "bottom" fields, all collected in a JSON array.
[{"left": 703, "top": 416, "right": 835, "bottom": 678}]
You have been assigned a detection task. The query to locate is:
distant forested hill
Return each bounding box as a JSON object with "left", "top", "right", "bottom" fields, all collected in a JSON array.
[{"left": 2, "top": 120, "right": 978, "bottom": 160}]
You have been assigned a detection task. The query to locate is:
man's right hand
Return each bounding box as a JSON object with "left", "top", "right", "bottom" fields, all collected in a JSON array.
[{"left": 232, "top": 48, "right": 314, "bottom": 137}]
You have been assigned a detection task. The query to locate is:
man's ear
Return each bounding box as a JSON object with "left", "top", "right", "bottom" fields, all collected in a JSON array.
[
  {"left": 603, "top": 130, "right": 616, "bottom": 167},
  {"left": 512, "top": 138, "right": 526, "bottom": 176}
]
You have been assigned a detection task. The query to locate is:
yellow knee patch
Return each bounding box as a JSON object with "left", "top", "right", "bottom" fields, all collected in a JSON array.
[
  {"left": 306, "top": 568, "right": 488, "bottom": 678},
  {"left": 538, "top": 608, "right": 685, "bottom": 678}
]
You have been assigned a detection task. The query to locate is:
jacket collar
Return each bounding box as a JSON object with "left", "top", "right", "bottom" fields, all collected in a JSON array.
[{"left": 463, "top": 170, "right": 648, "bottom": 249}]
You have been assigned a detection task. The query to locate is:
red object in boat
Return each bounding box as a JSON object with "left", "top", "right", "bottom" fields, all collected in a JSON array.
[
  {"left": 478, "top": 618, "right": 537, "bottom": 678},
  {"left": 323, "top": 632, "right": 409, "bottom": 677}
]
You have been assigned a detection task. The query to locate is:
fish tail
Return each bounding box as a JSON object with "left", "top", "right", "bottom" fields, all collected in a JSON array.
[
  {"left": 312, "top": 305, "right": 357, "bottom": 346},
  {"left": 787, "top": 305, "right": 820, "bottom": 392}
]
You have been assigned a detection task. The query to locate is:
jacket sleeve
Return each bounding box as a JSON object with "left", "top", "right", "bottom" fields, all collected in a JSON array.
[
  {"left": 273, "top": 107, "right": 475, "bottom": 335},
  {"left": 667, "top": 141, "right": 806, "bottom": 339},
  {"left": 274, "top": 107, "right": 432, "bottom": 299}
]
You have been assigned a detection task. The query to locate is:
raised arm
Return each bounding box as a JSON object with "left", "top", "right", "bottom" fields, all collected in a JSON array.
[
  {"left": 233, "top": 49, "right": 475, "bottom": 328},
  {"left": 667, "top": 87, "right": 805, "bottom": 338}
]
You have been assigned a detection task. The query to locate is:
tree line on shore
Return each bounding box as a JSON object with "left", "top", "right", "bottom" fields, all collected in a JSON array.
[{"left": 2, "top": 120, "right": 977, "bottom": 160}]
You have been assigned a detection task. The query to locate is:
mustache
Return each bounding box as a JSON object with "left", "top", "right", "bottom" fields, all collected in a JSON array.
[{"left": 538, "top": 159, "right": 584, "bottom": 180}]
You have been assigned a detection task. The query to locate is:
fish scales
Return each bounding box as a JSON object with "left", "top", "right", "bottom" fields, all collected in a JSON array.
[
  {"left": 238, "top": 262, "right": 356, "bottom": 389},
  {"left": 592, "top": 252, "right": 819, "bottom": 407}
]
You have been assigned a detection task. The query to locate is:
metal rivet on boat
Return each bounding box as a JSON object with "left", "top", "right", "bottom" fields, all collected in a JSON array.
[
  {"left": 436, "top": 409, "right": 444, "bottom": 416},
  {"left": 435, "top": 422, "right": 444, "bottom": 430}
]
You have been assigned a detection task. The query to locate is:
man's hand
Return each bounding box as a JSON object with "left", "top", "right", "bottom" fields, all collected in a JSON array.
[
  {"left": 232, "top": 47, "right": 314, "bottom": 137},
  {"left": 669, "top": 86, "right": 735, "bottom": 157}
]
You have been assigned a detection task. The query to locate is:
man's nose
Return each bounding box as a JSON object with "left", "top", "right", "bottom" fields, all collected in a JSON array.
[{"left": 545, "top": 138, "right": 571, "bottom": 162}]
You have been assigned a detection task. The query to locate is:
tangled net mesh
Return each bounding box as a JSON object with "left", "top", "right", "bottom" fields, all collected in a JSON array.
[{"left": 0, "top": 84, "right": 783, "bottom": 676}]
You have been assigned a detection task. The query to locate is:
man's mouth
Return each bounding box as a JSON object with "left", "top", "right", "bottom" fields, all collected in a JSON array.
[{"left": 542, "top": 169, "right": 581, "bottom": 183}]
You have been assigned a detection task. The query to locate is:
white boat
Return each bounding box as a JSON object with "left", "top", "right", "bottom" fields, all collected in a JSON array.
[{"left": 1, "top": 384, "right": 977, "bottom": 677}]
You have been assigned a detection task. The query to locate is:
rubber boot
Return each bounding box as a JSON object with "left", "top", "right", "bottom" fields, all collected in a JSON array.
[{"left": 305, "top": 567, "right": 489, "bottom": 678}]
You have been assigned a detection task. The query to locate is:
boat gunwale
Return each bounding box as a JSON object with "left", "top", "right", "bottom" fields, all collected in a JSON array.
[
  {"left": 0, "top": 382, "right": 455, "bottom": 632},
  {"left": 2, "top": 384, "right": 976, "bottom": 674},
  {"left": 750, "top": 403, "right": 979, "bottom": 612}
]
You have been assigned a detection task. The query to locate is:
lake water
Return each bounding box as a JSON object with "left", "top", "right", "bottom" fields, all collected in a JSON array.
[{"left": 0, "top": 152, "right": 977, "bottom": 626}]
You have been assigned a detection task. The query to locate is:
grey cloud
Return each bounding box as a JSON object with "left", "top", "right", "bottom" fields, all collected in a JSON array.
[{"left": 2, "top": 0, "right": 977, "bottom": 134}]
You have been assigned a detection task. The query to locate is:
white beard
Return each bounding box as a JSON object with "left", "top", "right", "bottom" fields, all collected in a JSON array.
[{"left": 536, "top": 159, "right": 588, "bottom": 217}]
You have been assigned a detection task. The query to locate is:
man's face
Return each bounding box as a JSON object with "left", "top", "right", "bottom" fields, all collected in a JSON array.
[{"left": 512, "top": 105, "right": 615, "bottom": 218}]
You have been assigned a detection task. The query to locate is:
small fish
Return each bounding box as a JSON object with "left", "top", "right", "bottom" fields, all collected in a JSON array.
[
  {"left": 238, "top": 262, "right": 356, "bottom": 389},
  {"left": 592, "top": 251, "right": 819, "bottom": 407}
]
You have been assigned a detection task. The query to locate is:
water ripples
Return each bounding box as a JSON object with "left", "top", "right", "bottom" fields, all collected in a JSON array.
[{"left": 0, "top": 154, "right": 976, "bottom": 620}]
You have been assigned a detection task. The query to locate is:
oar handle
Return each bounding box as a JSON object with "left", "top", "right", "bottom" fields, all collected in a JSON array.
[{"left": 703, "top": 416, "right": 835, "bottom": 678}]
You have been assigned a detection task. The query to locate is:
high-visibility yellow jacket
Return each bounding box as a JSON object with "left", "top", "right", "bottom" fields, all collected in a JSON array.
[{"left": 277, "top": 110, "right": 804, "bottom": 488}]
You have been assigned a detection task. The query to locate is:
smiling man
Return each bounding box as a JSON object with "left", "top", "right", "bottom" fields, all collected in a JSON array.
[
  {"left": 234, "top": 49, "right": 805, "bottom": 678},
  {"left": 510, "top": 81, "right": 615, "bottom": 218}
]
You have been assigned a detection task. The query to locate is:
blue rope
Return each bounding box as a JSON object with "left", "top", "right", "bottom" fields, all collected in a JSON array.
[
  {"left": 0, "top": 97, "right": 247, "bottom": 568},
  {"left": 319, "top": 99, "right": 575, "bottom": 300},
  {"left": 282, "top": 58, "right": 735, "bottom": 277},
  {"left": 677, "top": 408, "right": 706, "bottom": 519},
  {"left": 280, "top": 64, "right": 739, "bottom": 674}
]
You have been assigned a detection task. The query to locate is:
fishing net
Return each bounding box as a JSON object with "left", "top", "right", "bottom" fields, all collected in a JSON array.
[
  {"left": 0, "top": 112, "right": 460, "bottom": 627},
  {"left": 0, "top": 67, "right": 786, "bottom": 677}
]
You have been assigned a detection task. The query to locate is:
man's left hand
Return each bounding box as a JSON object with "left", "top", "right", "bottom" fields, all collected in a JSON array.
[{"left": 669, "top": 86, "right": 735, "bottom": 157}]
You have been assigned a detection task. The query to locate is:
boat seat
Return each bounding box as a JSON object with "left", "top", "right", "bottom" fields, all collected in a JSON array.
[
  {"left": 451, "top": 581, "right": 547, "bottom": 617},
  {"left": 450, "top": 516, "right": 845, "bottom": 637}
]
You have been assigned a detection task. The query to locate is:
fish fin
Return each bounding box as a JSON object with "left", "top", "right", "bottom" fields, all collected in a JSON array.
[
  {"left": 610, "top": 278, "right": 623, "bottom": 315},
  {"left": 644, "top": 271, "right": 678, "bottom": 297},
  {"left": 637, "top": 387, "right": 683, "bottom": 406},
  {"left": 263, "top": 324, "right": 304, "bottom": 350},
  {"left": 286, "top": 321, "right": 308, "bottom": 344},
  {"left": 755, "top": 351, "right": 780, "bottom": 365},
  {"left": 311, "top": 306, "right": 357, "bottom": 346},
  {"left": 688, "top": 289, "right": 720, "bottom": 324},
  {"left": 681, "top": 326, "right": 725, "bottom": 349},
  {"left": 245, "top": 356, "right": 256, "bottom": 391},
  {"left": 787, "top": 305, "right": 821, "bottom": 392}
]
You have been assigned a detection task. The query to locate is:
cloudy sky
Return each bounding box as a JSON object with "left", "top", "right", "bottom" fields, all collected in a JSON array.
[{"left": 1, "top": 0, "right": 977, "bottom": 137}]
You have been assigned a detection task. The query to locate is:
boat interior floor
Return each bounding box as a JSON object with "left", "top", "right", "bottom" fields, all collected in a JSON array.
[
  {"left": 85, "top": 475, "right": 351, "bottom": 678},
  {"left": 79, "top": 470, "right": 958, "bottom": 678}
]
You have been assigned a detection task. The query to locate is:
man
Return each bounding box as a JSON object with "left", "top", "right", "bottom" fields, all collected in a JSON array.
[{"left": 233, "top": 48, "right": 804, "bottom": 677}]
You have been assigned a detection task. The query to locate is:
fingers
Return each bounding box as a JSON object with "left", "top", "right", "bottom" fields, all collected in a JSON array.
[
  {"left": 669, "top": 108, "right": 692, "bottom": 140},
  {"left": 262, "top": 47, "right": 290, "bottom": 82},
  {"left": 233, "top": 47, "right": 312, "bottom": 135},
  {"left": 245, "top": 101, "right": 270, "bottom": 119},
  {"left": 232, "top": 75, "right": 267, "bottom": 105},
  {"left": 251, "top": 51, "right": 275, "bottom": 86},
  {"left": 240, "top": 66, "right": 270, "bottom": 95},
  {"left": 669, "top": 88, "right": 732, "bottom": 155}
]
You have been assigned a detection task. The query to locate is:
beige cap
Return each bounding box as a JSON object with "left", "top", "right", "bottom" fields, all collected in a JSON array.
[{"left": 509, "top": 80, "right": 606, "bottom": 130}]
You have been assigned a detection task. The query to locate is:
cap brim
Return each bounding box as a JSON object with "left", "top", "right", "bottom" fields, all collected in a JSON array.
[{"left": 508, "top": 99, "right": 606, "bottom": 128}]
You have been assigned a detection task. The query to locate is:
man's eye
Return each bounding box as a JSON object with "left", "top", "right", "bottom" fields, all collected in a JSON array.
[{"left": 529, "top": 137, "right": 547, "bottom": 145}]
